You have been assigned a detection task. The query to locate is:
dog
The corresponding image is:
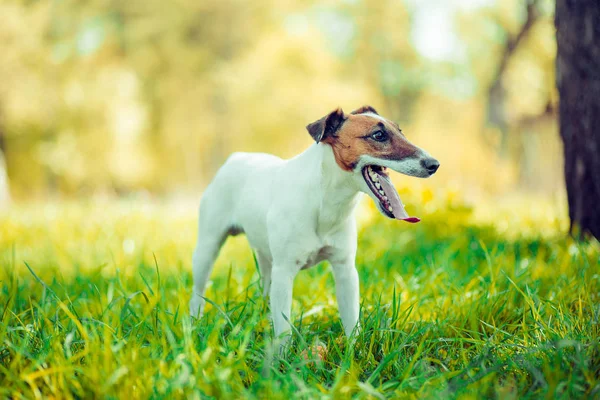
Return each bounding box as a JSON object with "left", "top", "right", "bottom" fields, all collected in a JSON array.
[{"left": 189, "top": 105, "right": 439, "bottom": 343}]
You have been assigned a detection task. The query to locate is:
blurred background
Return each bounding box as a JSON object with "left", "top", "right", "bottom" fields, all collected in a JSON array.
[{"left": 0, "top": 0, "right": 560, "bottom": 205}]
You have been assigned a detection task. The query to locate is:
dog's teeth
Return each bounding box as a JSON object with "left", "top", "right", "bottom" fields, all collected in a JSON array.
[
  {"left": 375, "top": 182, "right": 381, "bottom": 188},
  {"left": 379, "top": 190, "right": 385, "bottom": 195},
  {"left": 388, "top": 206, "right": 393, "bottom": 212}
]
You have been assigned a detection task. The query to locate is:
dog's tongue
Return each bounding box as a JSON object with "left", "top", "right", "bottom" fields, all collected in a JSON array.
[{"left": 377, "top": 173, "right": 420, "bottom": 223}]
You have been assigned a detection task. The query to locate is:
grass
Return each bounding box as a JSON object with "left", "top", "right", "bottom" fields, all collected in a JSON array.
[{"left": 0, "top": 190, "right": 599, "bottom": 399}]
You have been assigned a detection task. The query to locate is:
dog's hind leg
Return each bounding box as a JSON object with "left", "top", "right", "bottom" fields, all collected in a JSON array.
[
  {"left": 189, "top": 231, "right": 225, "bottom": 319},
  {"left": 189, "top": 196, "right": 238, "bottom": 319}
]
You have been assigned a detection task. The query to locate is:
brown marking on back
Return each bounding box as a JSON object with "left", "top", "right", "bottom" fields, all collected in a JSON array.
[{"left": 322, "top": 112, "right": 419, "bottom": 171}]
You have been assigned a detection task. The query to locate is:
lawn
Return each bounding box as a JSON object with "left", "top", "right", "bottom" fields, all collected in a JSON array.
[{"left": 0, "top": 190, "right": 598, "bottom": 399}]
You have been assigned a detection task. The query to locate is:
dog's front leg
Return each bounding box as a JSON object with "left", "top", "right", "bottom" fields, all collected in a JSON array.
[
  {"left": 269, "top": 265, "right": 297, "bottom": 347},
  {"left": 331, "top": 259, "right": 360, "bottom": 338}
]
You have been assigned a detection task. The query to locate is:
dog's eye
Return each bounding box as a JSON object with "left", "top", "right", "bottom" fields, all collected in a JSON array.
[{"left": 371, "top": 131, "right": 388, "bottom": 142}]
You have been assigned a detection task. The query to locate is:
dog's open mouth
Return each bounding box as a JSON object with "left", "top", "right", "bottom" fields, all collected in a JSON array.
[{"left": 362, "top": 165, "right": 420, "bottom": 223}]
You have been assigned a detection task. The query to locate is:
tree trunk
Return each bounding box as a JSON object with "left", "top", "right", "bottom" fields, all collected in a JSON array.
[{"left": 556, "top": 0, "right": 600, "bottom": 240}]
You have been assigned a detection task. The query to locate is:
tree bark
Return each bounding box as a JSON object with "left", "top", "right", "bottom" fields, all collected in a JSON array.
[{"left": 556, "top": 0, "right": 600, "bottom": 239}]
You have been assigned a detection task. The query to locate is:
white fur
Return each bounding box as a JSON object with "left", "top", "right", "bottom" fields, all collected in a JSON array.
[
  {"left": 356, "top": 153, "right": 431, "bottom": 178},
  {"left": 362, "top": 112, "right": 387, "bottom": 122}
]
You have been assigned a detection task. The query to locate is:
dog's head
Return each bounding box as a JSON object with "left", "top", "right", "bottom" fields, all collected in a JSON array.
[{"left": 306, "top": 106, "right": 439, "bottom": 222}]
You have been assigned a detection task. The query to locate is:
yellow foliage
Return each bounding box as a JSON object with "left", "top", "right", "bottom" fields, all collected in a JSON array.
[{"left": 0, "top": 0, "right": 560, "bottom": 201}]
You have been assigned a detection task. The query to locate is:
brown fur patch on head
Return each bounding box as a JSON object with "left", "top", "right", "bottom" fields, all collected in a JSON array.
[{"left": 322, "top": 113, "right": 419, "bottom": 171}]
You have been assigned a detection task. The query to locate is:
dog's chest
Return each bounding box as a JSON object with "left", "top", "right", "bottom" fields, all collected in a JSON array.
[{"left": 298, "top": 245, "right": 334, "bottom": 270}]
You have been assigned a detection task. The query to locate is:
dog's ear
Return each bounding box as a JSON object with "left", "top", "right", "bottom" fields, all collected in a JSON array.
[
  {"left": 351, "top": 105, "right": 378, "bottom": 115},
  {"left": 306, "top": 108, "right": 346, "bottom": 143}
]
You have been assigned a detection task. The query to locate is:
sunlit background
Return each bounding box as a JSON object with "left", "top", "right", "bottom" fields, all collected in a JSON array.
[
  {"left": 4, "top": 2, "right": 600, "bottom": 397},
  {"left": 0, "top": 0, "right": 560, "bottom": 207}
]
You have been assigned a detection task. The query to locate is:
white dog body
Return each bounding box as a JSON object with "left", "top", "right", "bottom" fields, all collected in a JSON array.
[{"left": 189, "top": 106, "right": 439, "bottom": 340}]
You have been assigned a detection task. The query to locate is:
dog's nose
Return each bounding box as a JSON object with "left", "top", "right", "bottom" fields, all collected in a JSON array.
[{"left": 421, "top": 158, "right": 440, "bottom": 175}]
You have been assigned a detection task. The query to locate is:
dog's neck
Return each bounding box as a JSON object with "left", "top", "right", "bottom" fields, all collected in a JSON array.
[{"left": 294, "top": 143, "right": 362, "bottom": 229}]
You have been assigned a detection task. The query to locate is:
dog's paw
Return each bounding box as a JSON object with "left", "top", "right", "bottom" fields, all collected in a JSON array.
[{"left": 189, "top": 295, "right": 205, "bottom": 319}]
